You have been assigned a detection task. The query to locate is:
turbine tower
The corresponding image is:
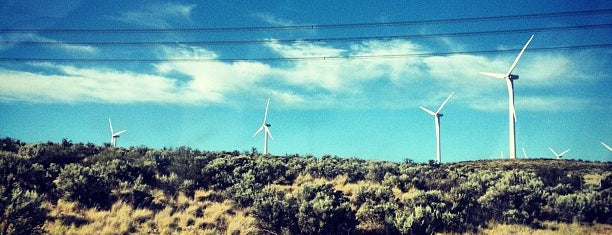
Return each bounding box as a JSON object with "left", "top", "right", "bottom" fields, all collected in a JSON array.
[
  {"left": 109, "top": 118, "right": 126, "bottom": 147},
  {"left": 419, "top": 92, "right": 454, "bottom": 164},
  {"left": 601, "top": 142, "right": 612, "bottom": 151},
  {"left": 253, "top": 98, "right": 274, "bottom": 155},
  {"left": 480, "top": 35, "right": 534, "bottom": 159},
  {"left": 549, "top": 147, "right": 571, "bottom": 159}
]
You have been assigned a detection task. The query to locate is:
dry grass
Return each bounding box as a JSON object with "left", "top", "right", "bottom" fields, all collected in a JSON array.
[
  {"left": 226, "top": 210, "right": 258, "bottom": 235},
  {"left": 583, "top": 174, "right": 602, "bottom": 186},
  {"left": 43, "top": 191, "right": 259, "bottom": 235},
  {"left": 476, "top": 221, "right": 612, "bottom": 235}
]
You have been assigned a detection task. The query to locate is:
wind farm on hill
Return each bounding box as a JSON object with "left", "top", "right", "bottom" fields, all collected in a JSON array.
[
  {"left": 1, "top": 3, "right": 611, "bottom": 234},
  {"left": 104, "top": 35, "right": 611, "bottom": 163}
]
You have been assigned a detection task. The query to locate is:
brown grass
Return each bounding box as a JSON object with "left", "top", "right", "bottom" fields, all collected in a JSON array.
[
  {"left": 43, "top": 191, "right": 259, "bottom": 235},
  {"left": 583, "top": 174, "right": 602, "bottom": 186},
  {"left": 475, "top": 221, "right": 612, "bottom": 235}
]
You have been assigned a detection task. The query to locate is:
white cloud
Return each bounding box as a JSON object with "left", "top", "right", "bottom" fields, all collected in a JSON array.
[
  {"left": 0, "top": 39, "right": 601, "bottom": 113},
  {"left": 0, "top": 33, "right": 97, "bottom": 54},
  {"left": 518, "top": 96, "right": 598, "bottom": 112},
  {"left": 266, "top": 40, "right": 427, "bottom": 92},
  {"left": 252, "top": 13, "right": 295, "bottom": 26},
  {"left": 114, "top": 3, "right": 196, "bottom": 28},
  {"left": 0, "top": 66, "right": 182, "bottom": 103},
  {"left": 156, "top": 45, "right": 271, "bottom": 102}
]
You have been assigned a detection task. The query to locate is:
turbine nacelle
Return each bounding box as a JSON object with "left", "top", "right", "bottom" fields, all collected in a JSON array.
[{"left": 508, "top": 74, "right": 519, "bottom": 80}]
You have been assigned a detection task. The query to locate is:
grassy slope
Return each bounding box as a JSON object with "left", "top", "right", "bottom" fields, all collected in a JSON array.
[{"left": 42, "top": 158, "right": 610, "bottom": 234}]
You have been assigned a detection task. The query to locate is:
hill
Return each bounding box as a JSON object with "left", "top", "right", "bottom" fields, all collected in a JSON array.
[{"left": 0, "top": 138, "right": 610, "bottom": 234}]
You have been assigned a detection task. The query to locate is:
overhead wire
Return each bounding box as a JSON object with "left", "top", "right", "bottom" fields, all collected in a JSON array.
[
  {"left": 0, "top": 9, "right": 610, "bottom": 63},
  {"left": 1, "top": 44, "right": 610, "bottom": 63},
  {"left": 1, "top": 9, "right": 611, "bottom": 33},
  {"left": 2, "top": 23, "right": 610, "bottom": 46}
]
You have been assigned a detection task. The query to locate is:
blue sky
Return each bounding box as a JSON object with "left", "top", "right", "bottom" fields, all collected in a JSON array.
[{"left": 0, "top": 0, "right": 610, "bottom": 162}]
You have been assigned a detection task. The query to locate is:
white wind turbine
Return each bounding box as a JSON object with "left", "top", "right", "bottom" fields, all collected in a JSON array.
[
  {"left": 480, "top": 35, "right": 534, "bottom": 160},
  {"left": 419, "top": 92, "right": 454, "bottom": 164},
  {"left": 601, "top": 142, "right": 612, "bottom": 151},
  {"left": 253, "top": 98, "right": 274, "bottom": 155},
  {"left": 109, "top": 118, "right": 126, "bottom": 147},
  {"left": 549, "top": 147, "right": 571, "bottom": 159}
]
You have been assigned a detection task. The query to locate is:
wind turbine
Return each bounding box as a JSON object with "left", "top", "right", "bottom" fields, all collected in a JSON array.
[
  {"left": 522, "top": 147, "right": 528, "bottom": 159},
  {"left": 549, "top": 147, "right": 571, "bottom": 159},
  {"left": 109, "top": 118, "right": 126, "bottom": 147},
  {"left": 419, "top": 92, "right": 454, "bottom": 164},
  {"left": 601, "top": 142, "right": 612, "bottom": 151},
  {"left": 480, "top": 35, "right": 534, "bottom": 160},
  {"left": 253, "top": 98, "right": 274, "bottom": 155}
]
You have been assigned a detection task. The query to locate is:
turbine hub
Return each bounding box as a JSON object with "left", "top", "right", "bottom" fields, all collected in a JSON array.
[{"left": 509, "top": 74, "right": 519, "bottom": 80}]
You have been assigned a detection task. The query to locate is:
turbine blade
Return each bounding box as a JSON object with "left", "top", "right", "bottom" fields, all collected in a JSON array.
[
  {"left": 253, "top": 125, "right": 264, "bottom": 137},
  {"left": 602, "top": 142, "right": 612, "bottom": 151},
  {"left": 109, "top": 118, "right": 114, "bottom": 134},
  {"left": 548, "top": 147, "right": 558, "bottom": 157},
  {"left": 505, "top": 79, "right": 517, "bottom": 122},
  {"left": 265, "top": 126, "right": 274, "bottom": 141},
  {"left": 263, "top": 98, "right": 270, "bottom": 123},
  {"left": 559, "top": 149, "right": 571, "bottom": 156},
  {"left": 114, "top": 130, "right": 126, "bottom": 136},
  {"left": 480, "top": 72, "right": 506, "bottom": 79},
  {"left": 436, "top": 92, "right": 455, "bottom": 114},
  {"left": 419, "top": 106, "right": 436, "bottom": 116},
  {"left": 506, "top": 35, "right": 534, "bottom": 76},
  {"left": 522, "top": 147, "right": 527, "bottom": 159}
]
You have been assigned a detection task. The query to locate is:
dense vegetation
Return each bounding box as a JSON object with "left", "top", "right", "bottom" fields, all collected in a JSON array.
[{"left": 0, "top": 137, "right": 610, "bottom": 234}]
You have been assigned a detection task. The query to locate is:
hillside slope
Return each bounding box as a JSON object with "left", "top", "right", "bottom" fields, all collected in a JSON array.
[{"left": 0, "top": 138, "right": 610, "bottom": 234}]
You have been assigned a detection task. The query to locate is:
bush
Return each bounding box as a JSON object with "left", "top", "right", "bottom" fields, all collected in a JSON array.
[
  {"left": 0, "top": 186, "right": 46, "bottom": 235},
  {"left": 55, "top": 163, "right": 112, "bottom": 208},
  {"left": 478, "top": 169, "right": 545, "bottom": 224},
  {"left": 394, "top": 190, "right": 451, "bottom": 234},
  {"left": 0, "top": 151, "right": 47, "bottom": 234},
  {"left": 353, "top": 185, "right": 397, "bottom": 233},
  {"left": 251, "top": 186, "right": 299, "bottom": 234},
  {"left": 296, "top": 183, "right": 356, "bottom": 234}
]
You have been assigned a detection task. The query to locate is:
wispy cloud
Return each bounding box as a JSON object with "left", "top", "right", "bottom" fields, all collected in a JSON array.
[
  {"left": 0, "top": 39, "right": 600, "bottom": 112},
  {"left": 251, "top": 13, "right": 295, "bottom": 26},
  {"left": 114, "top": 3, "right": 196, "bottom": 28},
  {"left": 0, "top": 66, "right": 182, "bottom": 103},
  {"left": 0, "top": 33, "right": 97, "bottom": 54}
]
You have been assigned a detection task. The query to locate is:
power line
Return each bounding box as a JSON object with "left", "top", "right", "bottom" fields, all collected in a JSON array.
[
  {"left": 1, "top": 9, "right": 611, "bottom": 34},
  {"left": 2, "top": 24, "right": 610, "bottom": 46},
  {"left": 1, "top": 44, "right": 609, "bottom": 63}
]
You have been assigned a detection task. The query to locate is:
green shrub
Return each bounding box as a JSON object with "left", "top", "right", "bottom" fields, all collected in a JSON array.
[
  {"left": 297, "top": 183, "right": 356, "bottom": 234},
  {"left": 478, "top": 169, "right": 545, "bottom": 224},
  {"left": 251, "top": 186, "right": 299, "bottom": 234},
  {"left": 354, "top": 185, "right": 397, "bottom": 233},
  {"left": 55, "top": 163, "right": 112, "bottom": 208},
  {"left": 394, "top": 190, "right": 451, "bottom": 234}
]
